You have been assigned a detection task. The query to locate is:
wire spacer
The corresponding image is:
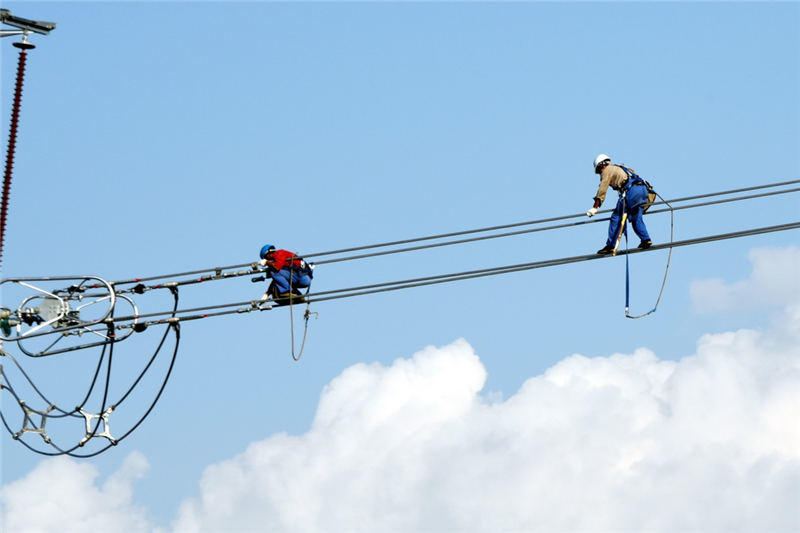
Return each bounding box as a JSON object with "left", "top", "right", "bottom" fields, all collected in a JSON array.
[
  {"left": 78, "top": 406, "right": 117, "bottom": 446},
  {"left": 13, "top": 401, "right": 55, "bottom": 443}
]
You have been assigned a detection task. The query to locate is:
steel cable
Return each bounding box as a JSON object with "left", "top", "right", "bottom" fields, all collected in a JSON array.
[
  {"left": 107, "top": 180, "right": 800, "bottom": 286},
  {"left": 301, "top": 179, "right": 800, "bottom": 260},
  {"left": 94, "top": 220, "right": 800, "bottom": 323}
]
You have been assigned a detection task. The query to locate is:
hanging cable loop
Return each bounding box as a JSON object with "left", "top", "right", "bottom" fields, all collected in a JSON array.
[
  {"left": 286, "top": 261, "right": 314, "bottom": 361},
  {"left": 624, "top": 191, "right": 675, "bottom": 319}
]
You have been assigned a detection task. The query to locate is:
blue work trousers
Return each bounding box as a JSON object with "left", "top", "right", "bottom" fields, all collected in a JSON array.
[
  {"left": 270, "top": 268, "right": 311, "bottom": 294},
  {"left": 606, "top": 184, "right": 651, "bottom": 247}
]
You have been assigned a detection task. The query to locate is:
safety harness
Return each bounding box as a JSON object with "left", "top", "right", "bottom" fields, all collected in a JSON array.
[{"left": 619, "top": 165, "right": 657, "bottom": 211}]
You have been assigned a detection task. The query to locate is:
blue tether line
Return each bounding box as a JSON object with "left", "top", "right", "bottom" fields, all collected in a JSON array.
[
  {"left": 624, "top": 191, "right": 675, "bottom": 319},
  {"left": 625, "top": 231, "right": 632, "bottom": 314}
]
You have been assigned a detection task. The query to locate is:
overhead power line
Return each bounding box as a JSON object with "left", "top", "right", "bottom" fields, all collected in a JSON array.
[
  {"left": 302, "top": 179, "right": 800, "bottom": 260},
  {"left": 3, "top": 186, "right": 797, "bottom": 458},
  {"left": 310, "top": 185, "right": 800, "bottom": 266},
  {"left": 104, "top": 219, "right": 800, "bottom": 325},
  {"left": 304, "top": 220, "right": 800, "bottom": 303},
  {"left": 106, "top": 179, "right": 800, "bottom": 286},
  {"left": 13, "top": 181, "right": 795, "bottom": 332}
]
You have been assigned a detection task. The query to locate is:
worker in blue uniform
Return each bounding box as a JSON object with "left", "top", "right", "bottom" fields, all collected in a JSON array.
[
  {"left": 257, "top": 244, "right": 314, "bottom": 303},
  {"left": 586, "top": 154, "right": 653, "bottom": 255}
]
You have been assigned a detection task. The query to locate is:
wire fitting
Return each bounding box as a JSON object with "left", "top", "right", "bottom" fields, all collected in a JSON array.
[
  {"left": 78, "top": 406, "right": 116, "bottom": 446},
  {"left": 13, "top": 401, "right": 55, "bottom": 443}
]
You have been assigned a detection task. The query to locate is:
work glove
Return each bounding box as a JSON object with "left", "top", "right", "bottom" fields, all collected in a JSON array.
[
  {"left": 586, "top": 207, "right": 598, "bottom": 217},
  {"left": 258, "top": 258, "right": 268, "bottom": 267}
]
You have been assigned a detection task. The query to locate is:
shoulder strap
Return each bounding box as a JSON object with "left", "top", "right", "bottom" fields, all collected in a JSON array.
[{"left": 619, "top": 164, "right": 644, "bottom": 185}]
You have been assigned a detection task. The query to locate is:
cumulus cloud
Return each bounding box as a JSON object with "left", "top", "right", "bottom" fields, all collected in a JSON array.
[
  {"left": 168, "top": 319, "right": 800, "bottom": 533},
  {"left": 5, "top": 248, "right": 800, "bottom": 533},
  {"left": 691, "top": 246, "right": 800, "bottom": 312},
  {"left": 1, "top": 451, "right": 150, "bottom": 533},
  {"left": 5, "top": 326, "right": 800, "bottom": 533}
]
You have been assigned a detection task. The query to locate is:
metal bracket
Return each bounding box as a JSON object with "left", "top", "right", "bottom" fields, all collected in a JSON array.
[
  {"left": 78, "top": 406, "right": 117, "bottom": 446},
  {"left": 1, "top": 9, "right": 56, "bottom": 36},
  {"left": 13, "top": 401, "right": 55, "bottom": 443},
  {"left": 0, "top": 276, "right": 144, "bottom": 357}
]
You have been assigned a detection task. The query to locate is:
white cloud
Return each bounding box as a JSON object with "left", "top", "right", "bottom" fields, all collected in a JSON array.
[
  {"left": 5, "top": 327, "right": 799, "bottom": 533},
  {"left": 1, "top": 451, "right": 150, "bottom": 533},
  {"left": 168, "top": 317, "right": 800, "bottom": 533},
  {"left": 5, "top": 249, "right": 800, "bottom": 533},
  {"left": 691, "top": 246, "right": 800, "bottom": 312}
]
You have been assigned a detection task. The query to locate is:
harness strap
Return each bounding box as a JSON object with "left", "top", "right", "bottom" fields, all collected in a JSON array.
[{"left": 619, "top": 165, "right": 646, "bottom": 192}]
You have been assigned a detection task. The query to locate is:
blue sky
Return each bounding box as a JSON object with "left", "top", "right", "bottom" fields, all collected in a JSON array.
[{"left": 1, "top": 1, "right": 799, "bottom": 531}]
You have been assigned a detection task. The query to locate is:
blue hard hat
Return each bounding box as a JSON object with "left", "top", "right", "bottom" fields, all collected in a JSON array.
[{"left": 259, "top": 244, "right": 276, "bottom": 259}]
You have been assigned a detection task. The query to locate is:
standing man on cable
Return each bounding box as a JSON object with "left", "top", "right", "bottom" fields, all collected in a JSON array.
[
  {"left": 586, "top": 154, "right": 653, "bottom": 255},
  {"left": 256, "top": 244, "right": 314, "bottom": 303}
]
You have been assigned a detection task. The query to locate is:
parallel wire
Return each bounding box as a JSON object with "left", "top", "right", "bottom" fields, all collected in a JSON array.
[
  {"left": 103, "top": 220, "right": 800, "bottom": 323},
  {"left": 5, "top": 184, "right": 799, "bottom": 332},
  {"left": 306, "top": 221, "right": 800, "bottom": 303},
  {"left": 108, "top": 180, "right": 800, "bottom": 286},
  {"left": 302, "top": 179, "right": 800, "bottom": 259},
  {"left": 312, "top": 186, "right": 800, "bottom": 266}
]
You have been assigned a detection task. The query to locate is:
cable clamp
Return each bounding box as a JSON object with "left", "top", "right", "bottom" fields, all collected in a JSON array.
[
  {"left": 132, "top": 283, "right": 148, "bottom": 294},
  {"left": 252, "top": 300, "right": 272, "bottom": 311}
]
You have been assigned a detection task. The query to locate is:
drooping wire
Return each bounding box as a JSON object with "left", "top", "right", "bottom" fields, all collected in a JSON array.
[
  {"left": 63, "top": 307, "right": 182, "bottom": 458},
  {"left": 0, "top": 287, "right": 182, "bottom": 457},
  {"left": 0, "top": 328, "right": 114, "bottom": 457},
  {"left": 287, "top": 285, "right": 314, "bottom": 362},
  {"left": 0, "top": 333, "right": 110, "bottom": 420},
  {"left": 111, "top": 288, "right": 178, "bottom": 408}
]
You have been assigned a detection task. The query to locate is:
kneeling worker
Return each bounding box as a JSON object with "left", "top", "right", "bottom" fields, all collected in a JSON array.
[{"left": 257, "top": 244, "right": 314, "bottom": 304}]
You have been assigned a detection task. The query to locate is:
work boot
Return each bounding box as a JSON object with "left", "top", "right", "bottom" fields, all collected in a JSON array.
[
  {"left": 269, "top": 285, "right": 280, "bottom": 299},
  {"left": 596, "top": 245, "right": 615, "bottom": 255},
  {"left": 638, "top": 239, "right": 653, "bottom": 249},
  {"left": 274, "top": 291, "right": 305, "bottom": 305}
]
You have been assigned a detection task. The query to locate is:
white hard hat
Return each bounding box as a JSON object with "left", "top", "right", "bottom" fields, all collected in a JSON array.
[{"left": 593, "top": 154, "right": 611, "bottom": 172}]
